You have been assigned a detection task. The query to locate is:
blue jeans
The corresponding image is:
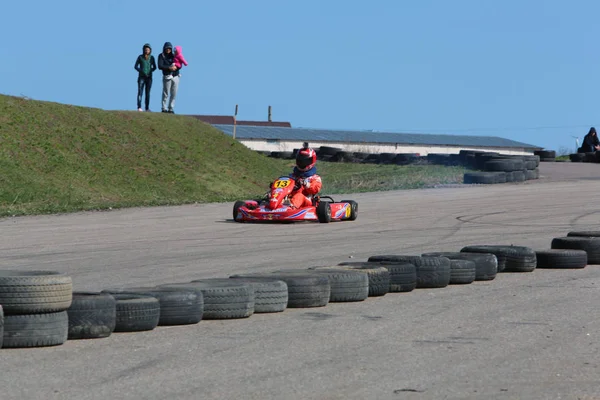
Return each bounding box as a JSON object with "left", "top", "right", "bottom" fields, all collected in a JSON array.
[{"left": 137, "top": 76, "right": 152, "bottom": 110}]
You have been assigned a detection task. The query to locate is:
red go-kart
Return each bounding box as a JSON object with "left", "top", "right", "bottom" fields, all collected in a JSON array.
[{"left": 233, "top": 176, "right": 358, "bottom": 223}]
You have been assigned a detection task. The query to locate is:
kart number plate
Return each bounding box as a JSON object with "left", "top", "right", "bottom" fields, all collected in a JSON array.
[{"left": 273, "top": 179, "right": 291, "bottom": 188}]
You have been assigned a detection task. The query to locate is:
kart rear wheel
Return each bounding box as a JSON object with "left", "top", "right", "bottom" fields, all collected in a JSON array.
[
  {"left": 340, "top": 200, "right": 358, "bottom": 221},
  {"left": 316, "top": 201, "right": 331, "bottom": 223},
  {"left": 233, "top": 201, "right": 246, "bottom": 221}
]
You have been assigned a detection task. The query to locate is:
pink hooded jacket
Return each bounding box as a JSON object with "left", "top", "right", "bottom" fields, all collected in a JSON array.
[{"left": 173, "top": 45, "right": 188, "bottom": 69}]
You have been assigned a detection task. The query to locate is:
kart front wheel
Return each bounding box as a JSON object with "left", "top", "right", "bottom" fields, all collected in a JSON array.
[
  {"left": 316, "top": 201, "right": 331, "bottom": 223},
  {"left": 340, "top": 200, "right": 358, "bottom": 221},
  {"left": 233, "top": 201, "right": 246, "bottom": 221}
]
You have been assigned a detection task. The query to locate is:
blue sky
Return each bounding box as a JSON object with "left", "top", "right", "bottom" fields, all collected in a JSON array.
[{"left": 1, "top": 0, "right": 598, "bottom": 152}]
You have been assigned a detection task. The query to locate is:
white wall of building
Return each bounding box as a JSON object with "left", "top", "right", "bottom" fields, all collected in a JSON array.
[{"left": 239, "top": 139, "right": 535, "bottom": 156}]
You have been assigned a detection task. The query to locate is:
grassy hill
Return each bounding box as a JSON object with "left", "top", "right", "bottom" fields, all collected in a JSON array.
[
  {"left": 0, "top": 94, "right": 466, "bottom": 217},
  {"left": 0, "top": 94, "right": 285, "bottom": 216}
]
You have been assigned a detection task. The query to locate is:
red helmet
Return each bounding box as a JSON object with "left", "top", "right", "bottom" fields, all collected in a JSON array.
[{"left": 296, "top": 147, "right": 317, "bottom": 172}]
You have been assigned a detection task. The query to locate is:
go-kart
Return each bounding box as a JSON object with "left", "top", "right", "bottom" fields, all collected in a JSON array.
[{"left": 233, "top": 176, "right": 358, "bottom": 223}]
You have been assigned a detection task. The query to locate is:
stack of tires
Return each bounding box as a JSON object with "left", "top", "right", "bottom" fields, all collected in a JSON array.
[
  {"left": 534, "top": 149, "right": 556, "bottom": 162},
  {"left": 463, "top": 153, "right": 539, "bottom": 184},
  {"left": 569, "top": 152, "right": 600, "bottom": 163},
  {"left": 0, "top": 271, "right": 73, "bottom": 348},
  {"left": 427, "top": 153, "right": 452, "bottom": 166},
  {"left": 316, "top": 146, "right": 343, "bottom": 162}
]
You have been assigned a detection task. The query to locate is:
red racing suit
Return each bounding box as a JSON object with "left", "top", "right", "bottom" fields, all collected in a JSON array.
[{"left": 290, "top": 173, "right": 322, "bottom": 208}]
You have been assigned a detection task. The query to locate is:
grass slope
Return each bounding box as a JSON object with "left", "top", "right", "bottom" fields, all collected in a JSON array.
[
  {"left": 0, "top": 94, "right": 466, "bottom": 216},
  {"left": 0, "top": 95, "right": 281, "bottom": 216}
]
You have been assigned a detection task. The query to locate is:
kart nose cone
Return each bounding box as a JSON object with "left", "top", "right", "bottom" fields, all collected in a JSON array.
[{"left": 268, "top": 198, "right": 279, "bottom": 209}]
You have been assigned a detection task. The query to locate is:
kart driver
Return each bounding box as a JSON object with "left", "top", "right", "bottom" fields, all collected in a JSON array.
[{"left": 289, "top": 144, "right": 322, "bottom": 208}]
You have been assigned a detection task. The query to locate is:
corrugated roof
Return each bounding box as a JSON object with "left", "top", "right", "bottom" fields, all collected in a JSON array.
[
  {"left": 212, "top": 124, "right": 541, "bottom": 149},
  {"left": 187, "top": 115, "right": 292, "bottom": 127}
]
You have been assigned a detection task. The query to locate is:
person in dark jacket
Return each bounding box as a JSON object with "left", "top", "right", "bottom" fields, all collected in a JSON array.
[
  {"left": 582, "top": 127, "right": 600, "bottom": 153},
  {"left": 134, "top": 43, "right": 157, "bottom": 112},
  {"left": 157, "top": 42, "right": 180, "bottom": 114}
]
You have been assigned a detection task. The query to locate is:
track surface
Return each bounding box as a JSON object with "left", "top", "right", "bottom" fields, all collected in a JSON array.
[{"left": 1, "top": 163, "right": 599, "bottom": 400}]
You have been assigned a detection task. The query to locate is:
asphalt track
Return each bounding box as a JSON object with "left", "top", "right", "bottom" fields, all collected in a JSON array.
[{"left": 1, "top": 162, "right": 599, "bottom": 400}]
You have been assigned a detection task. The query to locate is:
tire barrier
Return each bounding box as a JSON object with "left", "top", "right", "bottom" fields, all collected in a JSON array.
[
  {"left": 568, "top": 151, "right": 600, "bottom": 163},
  {"left": 257, "top": 148, "right": 543, "bottom": 185},
  {"left": 2, "top": 227, "right": 596, "bottom": 349},
  {"left": 534, "top": 149, "right": 556, "bottom": 162}
]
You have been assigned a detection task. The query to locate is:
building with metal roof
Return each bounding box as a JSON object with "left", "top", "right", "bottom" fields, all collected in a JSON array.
[
  {"left": 211, "top": 124, "right": 542, "bottom": 156},
  {"left": 187, "top": 115, "right": 292, "bottom": 128}
]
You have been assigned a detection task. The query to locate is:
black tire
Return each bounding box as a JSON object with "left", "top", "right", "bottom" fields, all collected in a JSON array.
[
  {"left": 317, "top": 201, "right": 331, "bottom": 223},
  {"left": 484, "top": 160, "right": 516, "bottom": 172},
  {"left": 584, "top": 152, "right": 596, "bottom": 163},
  {"left": 233, "top": 200, "right": 246, "bottom": 221},
  {"left": 427, "top": 153, "right": 450, "bottom": 165},
  {"left": 524, "top": 159, "right": 537, "bottom": 170},
  {"left": 567, "top": 231, "right": 600, "bottom": 237},
  {"left": 535, "top": 249, "right": 587, "bottom": 269},
  {"left": 3, "top": 311, "right": 68, "bottom": 348},
  {"left": 278, "top": 269, "right": 368, "bottom": 302},
  {"left": 0, "top": 271, "right": 73, "bottom": 315},
  {"left": 535, "top": 150, "right": 556, "bottom": 159},
  {"left": 103, "top": 287, "right": 203, "bottom": 326},
  {"left": 372, "top": 262, "right": 417, "bottom": 292},
  {"left": 512, "top": 170, "right": 525, "bottom": 182},
  {"left": 474, "top": 153, "right": 500, "bottom": 170},
  {"left": 112, "top": 294, "right": 160, "bottom": 332},
  {"left": 463, "top": 172, "right": 504, "bottom": 184},
  {"left": 367, "top": 256, "right": 449, "bottom": 289},
  {"left": 353, "top": 152, "right": 369, "bottom": 160},
  {"left": 333, "top": 151, "right": 355, "bottom": 163},
  {"left": 504, "top": 171, "right": 515, "bottom": 183},
  {"left": 340, "top": 200, "right": 358, "bottom": 221},
  {"left": 422, "top": 252, "right": 497, "bottom": 281},
  {"left": 551, "top": 237, "right": 600, "bottom": 264},
  {"left": 448, "top": 260, "right": 476, "bottom": 284},
  {"left": 0, "top": 305, "right": 3, "bottom": 348},
  {"left": 461, "top": 245, "right": 536, "bottom": 272},
  {"left": 570, "top": 153, "right": 585, "bottom": 162},
  {"left": 339, "top": 261, "right": 417, "bottom": 293},
  {"left": 230, "top": 273, "right": 330, "bottom": 308},
  {"left": 393, "top": 153, "right": 418, "bottom": 165},
  {"left": 495, "top": 172, "right": 507, "bottom": 183},
  {"left": 525, "top": 170, "right": 537, "bottom": 180},
  {"left": 160, "top": 281, "right": 254, "bottom": 319},
  {"left": 378, "top": 153, "right": 397, "bottom": 164},
  {"left": 195, "top": 278, "right": 287, "bottom": 313},
  {"left": 362, "top": 154, "right": 380, "bottom": 164},
  {"left": 67, "top": 292, "right": 116, "bottom": 340},
  {"left": 313, "top": 264, "right": 390, "bottom": 297},
  {"left": 319, "top": 146, "right": 343, "bottom": 156}
]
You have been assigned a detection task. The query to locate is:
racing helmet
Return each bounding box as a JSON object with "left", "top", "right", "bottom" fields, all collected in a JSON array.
[{"left": 295, "top": 147, "right": 317, "bottom": 172}]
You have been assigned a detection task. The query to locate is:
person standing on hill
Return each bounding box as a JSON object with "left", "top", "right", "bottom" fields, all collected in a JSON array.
[
  {"left": 134, "top": 43, "right": 156, "bottom": 112},
  {"left": 157, "top": 42, "right": 180, "bottom": 114}
]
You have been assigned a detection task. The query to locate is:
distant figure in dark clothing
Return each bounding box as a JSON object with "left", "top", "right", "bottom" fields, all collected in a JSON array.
[
  {"left": 582, "top": 127, "right": 600, "bottom": 153},
  {"left": 134, "top": 43, "right": 156, "bottom": 112},
  {"left": 157, "top": 42, "right": 180, "bottom": 114}
]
